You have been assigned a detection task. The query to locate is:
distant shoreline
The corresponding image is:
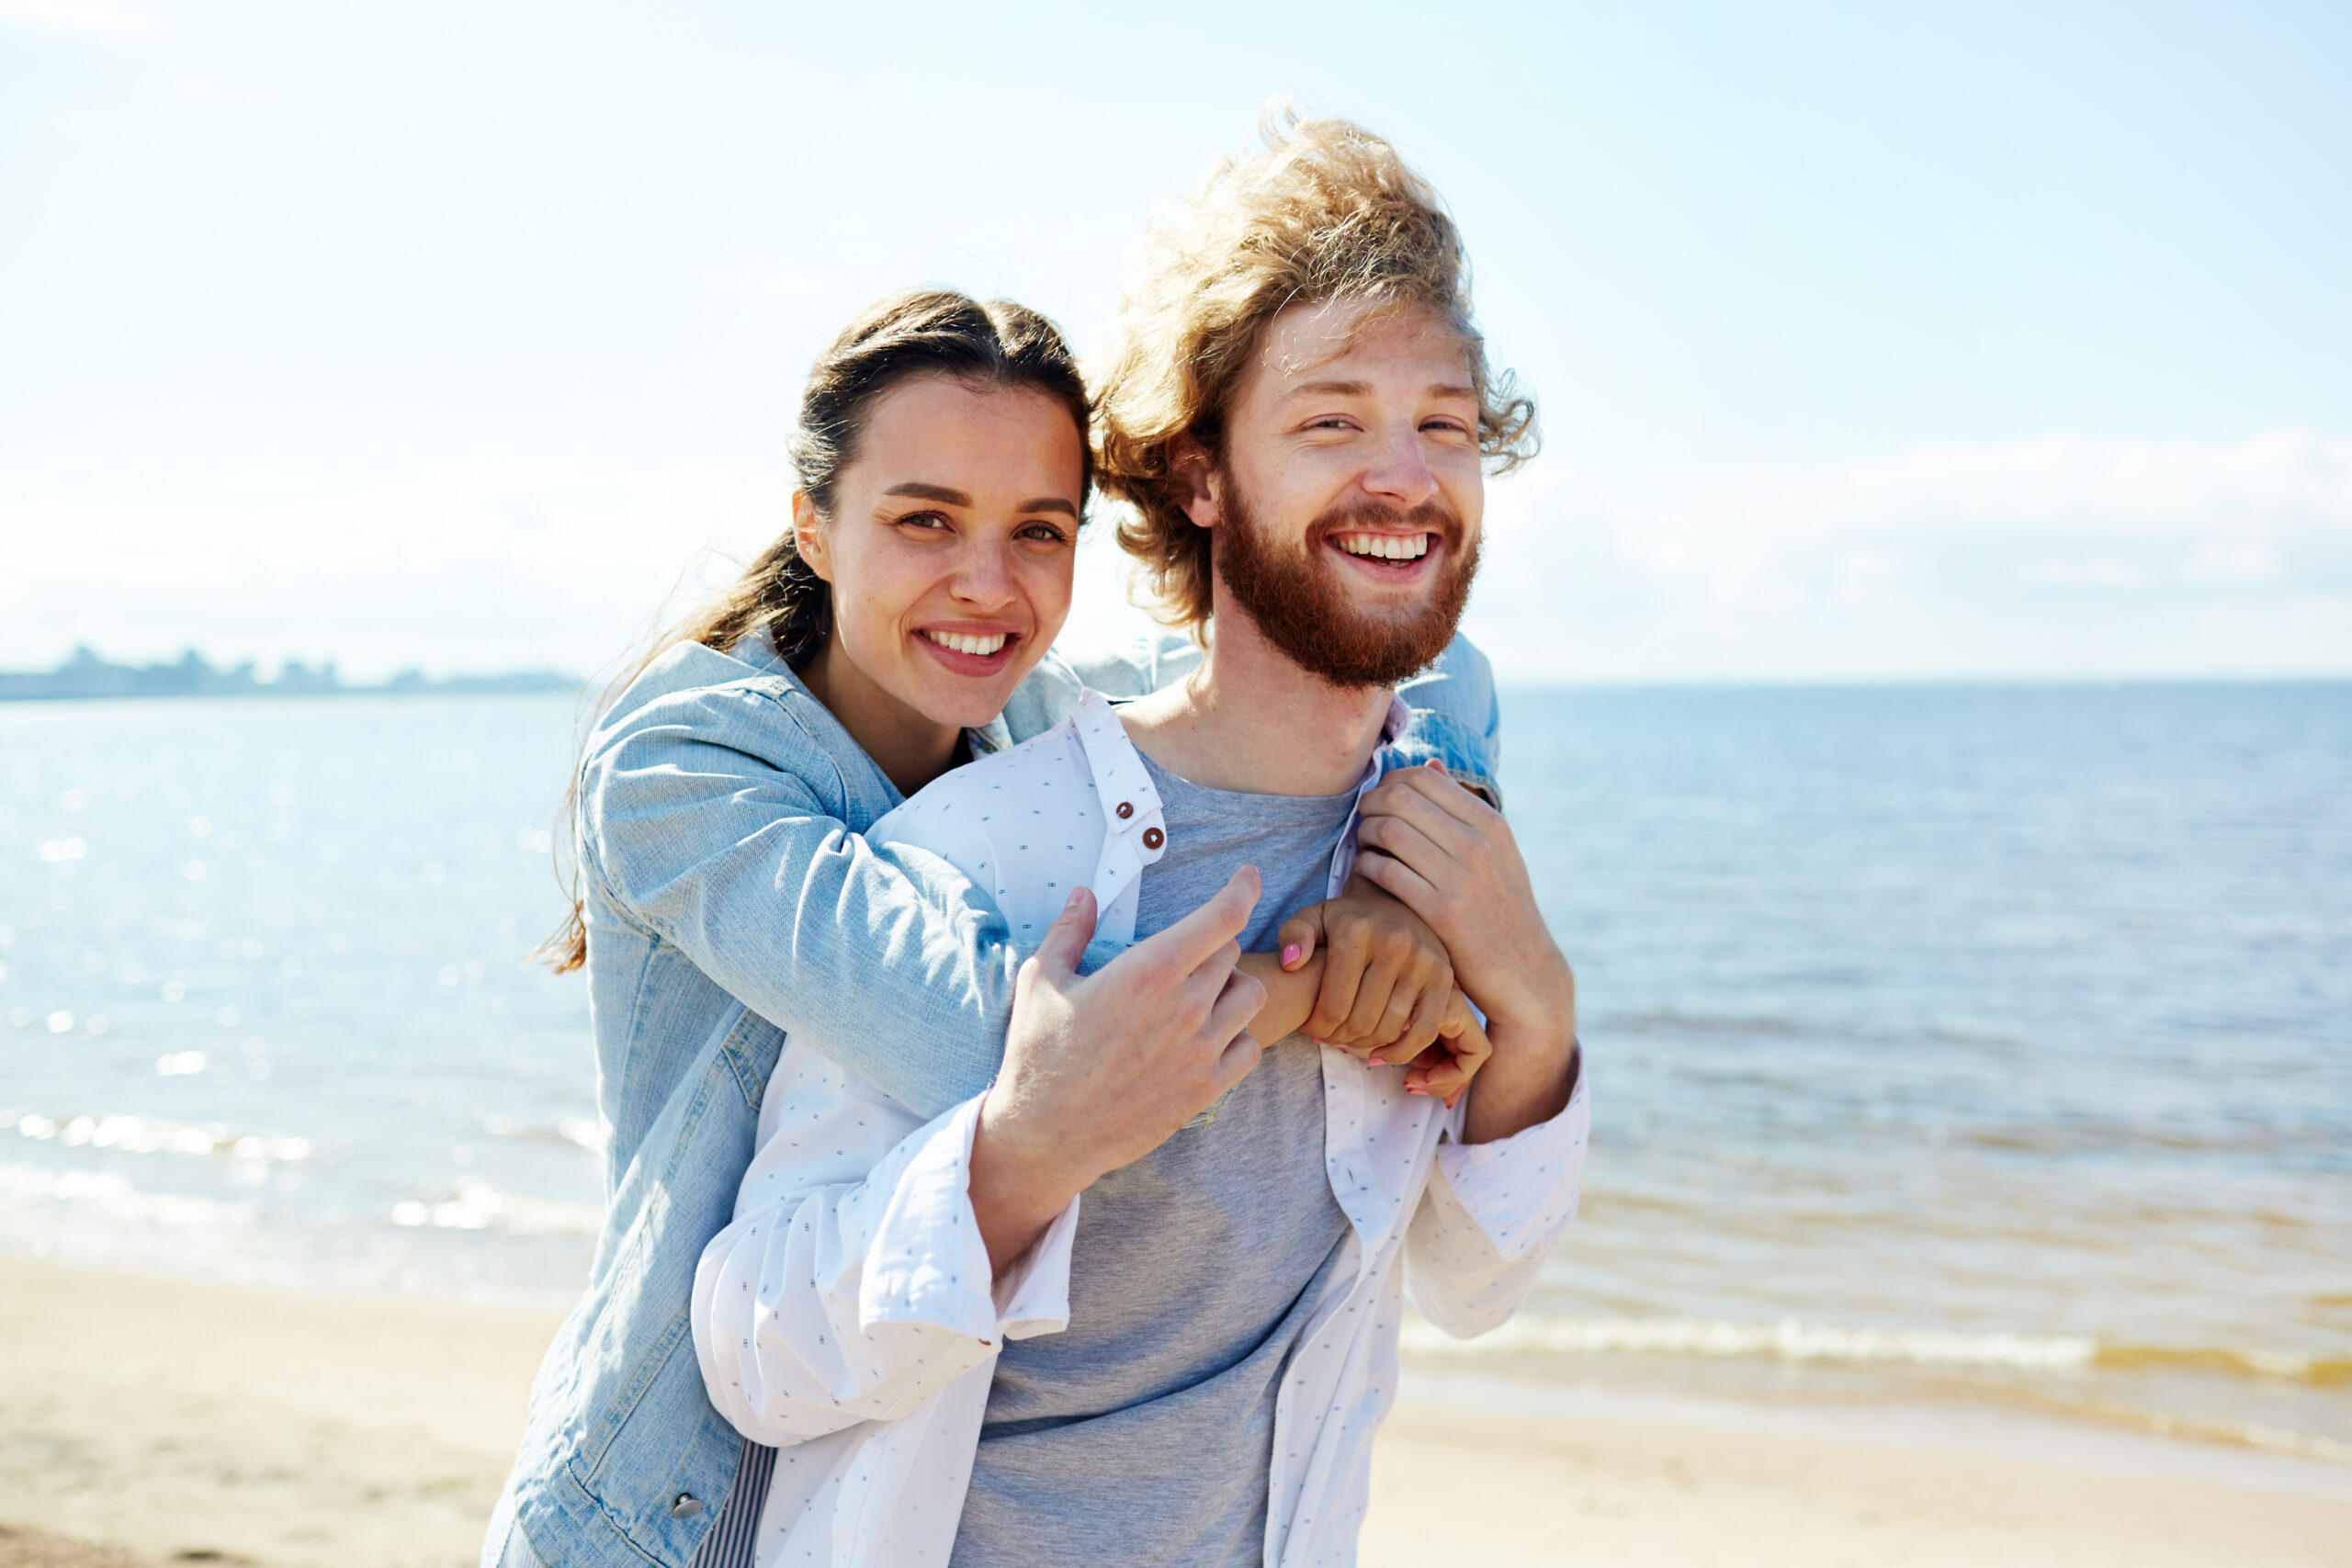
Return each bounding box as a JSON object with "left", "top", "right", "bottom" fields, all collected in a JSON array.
[{"left": 0, "top": 647, "right": 577, "bottom": 703}]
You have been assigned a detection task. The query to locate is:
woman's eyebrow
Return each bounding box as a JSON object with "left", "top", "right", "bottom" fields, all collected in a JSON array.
[
  {"left": 883, "top": 481, "right": 972, "bottom": 505},
  {"left": 884, "top": 480, "right": 1076, "bottom": 517}
]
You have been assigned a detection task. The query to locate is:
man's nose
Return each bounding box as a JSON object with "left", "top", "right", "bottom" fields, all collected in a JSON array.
[{"left": 1359, "top": 423, "right": 1440, "bottom": 510}]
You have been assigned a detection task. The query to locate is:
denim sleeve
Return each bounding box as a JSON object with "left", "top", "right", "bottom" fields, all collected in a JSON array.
[
  {"left": 582, "top": 684, "right": 1042, "bottom": 1116},
  {"left": 1391, "top": 635, "right": 1505, "bottom": 805}
]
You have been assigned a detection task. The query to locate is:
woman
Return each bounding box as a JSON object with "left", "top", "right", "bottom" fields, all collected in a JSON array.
[{"left": 485, "top": 291, "right": 1491, "bottom": 1568}]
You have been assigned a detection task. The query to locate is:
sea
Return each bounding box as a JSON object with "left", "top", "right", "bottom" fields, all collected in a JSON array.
[{"left": 3, "top": 682, "right": 2346, "bottom": 1475}]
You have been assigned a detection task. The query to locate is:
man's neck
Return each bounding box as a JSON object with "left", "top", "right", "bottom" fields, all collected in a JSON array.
[{"left": 1118, "top": 605, "right": 1391, "bottom": 796}]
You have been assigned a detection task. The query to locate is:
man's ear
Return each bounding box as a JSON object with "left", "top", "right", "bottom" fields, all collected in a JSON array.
[
  {"left": 1168, "top": 434, "right": 1222, "bottom": 531},
  {"left": 791, "top": 491, "right": 832, "bottom": 582}
]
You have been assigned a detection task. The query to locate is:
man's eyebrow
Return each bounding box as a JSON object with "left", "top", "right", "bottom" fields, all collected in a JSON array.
[
  {"left": 1279, "top": 378, "right": 1479, "bottom": 401},
  {"left": 883, "top": 480, "right": 1077, "bottom": 518}
]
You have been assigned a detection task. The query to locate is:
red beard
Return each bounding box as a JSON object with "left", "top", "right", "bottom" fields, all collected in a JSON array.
[{"left": 1212, "top": 482, "right": 1480, "bottom": 690}]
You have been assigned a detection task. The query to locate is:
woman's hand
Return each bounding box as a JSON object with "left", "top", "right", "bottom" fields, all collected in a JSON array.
[
  {"left": 968, "top": 871, "right": 1267, "bottom": 1273},
  {"left": 1398, "top": 987, "right": 1495, "bottom": 1109},
  {"left": 1272, "top": 876, "right": 1455, "bottom": 1063}
]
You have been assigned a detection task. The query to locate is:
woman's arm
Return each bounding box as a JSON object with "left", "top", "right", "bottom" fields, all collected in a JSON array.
[
  {"left": 582, "top": 676, "right": 1044, "bottom": 1116},
  {"left": 584, "top": 648, "right": 1510, "bottom": 1120}
]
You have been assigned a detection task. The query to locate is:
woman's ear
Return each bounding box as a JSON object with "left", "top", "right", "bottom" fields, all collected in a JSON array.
[
  {"left": 1168, "top": 434, "right": 1222, "bottom": 532},
  {"left": 791, "top": 491, "right": 832, "bottom": 582}
]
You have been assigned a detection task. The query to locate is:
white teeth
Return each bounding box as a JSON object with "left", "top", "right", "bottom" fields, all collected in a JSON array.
[
  {"left": 1337, "top": 533, "right": 1430, "bottom": 561},
  {"left": 925, "top": 630, "right": 1008, "bottom": 657}
]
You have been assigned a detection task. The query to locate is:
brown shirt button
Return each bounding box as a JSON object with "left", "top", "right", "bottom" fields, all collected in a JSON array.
[
  {"left": 1142, "top": 827, "right": 1165, "bottom": 851},
  {"left": 1115, "top": 801, "right": 1134, "bottom": 819}
]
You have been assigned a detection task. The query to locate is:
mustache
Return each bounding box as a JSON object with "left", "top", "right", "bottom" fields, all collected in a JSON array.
[{"left": 1307, "top": 497, "right": 1466, "bottom": 547}]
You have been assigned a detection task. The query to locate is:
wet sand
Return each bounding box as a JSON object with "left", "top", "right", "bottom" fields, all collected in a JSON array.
[{"left": 2, "top": 1258, "right": 2346, "bottom": 1568}]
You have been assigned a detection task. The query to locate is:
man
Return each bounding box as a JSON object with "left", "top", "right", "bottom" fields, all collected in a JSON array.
[{"left": 953, "top": 111, "right": 1583, "bottom": 1565}]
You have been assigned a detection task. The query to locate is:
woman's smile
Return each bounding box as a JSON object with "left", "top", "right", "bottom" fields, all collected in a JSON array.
[{"left": 916, "top": 623, "right": 1020, "bottom": 668}]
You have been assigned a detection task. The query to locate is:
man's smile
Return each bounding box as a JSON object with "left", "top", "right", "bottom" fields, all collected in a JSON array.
[
  {"left": 1329, "top": 530, "right": 1432, "bottom": 562},
  {"left": 1323, "top": 527, "right": 1443, "bottom": 583}
]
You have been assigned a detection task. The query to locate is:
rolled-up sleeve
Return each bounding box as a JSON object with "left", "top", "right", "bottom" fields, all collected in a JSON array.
[
  {"left": 692, "top": 1094, "right": 1080, "bottom": 1445},
  {"left": 1402, "top": 1074, "right": 1589, "bottom": 1337}
]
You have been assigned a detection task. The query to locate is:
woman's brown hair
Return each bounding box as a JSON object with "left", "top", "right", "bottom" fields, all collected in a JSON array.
[{"left": 537, "top": 289, "right": 1092, "bottom": 973}]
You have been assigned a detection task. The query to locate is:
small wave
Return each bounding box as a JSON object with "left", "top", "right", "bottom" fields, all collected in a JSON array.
[
  {"left": 2, "top": 1107, "right": 311, "bottom": 1165},
  {"left": 2096, "top": 1343, "right": 2352, "bottom": 1389},
  {"left": 388, "top": 1182, "right": 602, "bottom": 1237},
  {"left": 1401, "top": 1314, "right": 2352, "bottom": 1393},
  {"left": 1400, "top": 1314, "right": 2098, "bottom": 1371},
  {"left": 0, "top": 1161, "right": 254, "bottom": 1230},
  {"left": 481, "top": 1114, "right": 608, "bottom": 1154},
  {"left": 1611, "top": 1009, "right": 1807, "bottom": 1038}
]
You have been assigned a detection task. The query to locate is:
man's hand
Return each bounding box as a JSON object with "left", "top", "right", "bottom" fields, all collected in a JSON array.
[
  {"left": 968, "top": 870, "right": 1267, "bottom": 1274},
  {"left": 1354, "top": 761, "right": 1580, "bottom": 1142},
  {"left": 1273, "top": 875, "right": 1453, "bottom": 1063}
]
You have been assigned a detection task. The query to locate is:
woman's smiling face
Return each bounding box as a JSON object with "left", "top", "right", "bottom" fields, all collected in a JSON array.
[{"left": 797, "top": 374, "right": 1085, "bottom": 762}]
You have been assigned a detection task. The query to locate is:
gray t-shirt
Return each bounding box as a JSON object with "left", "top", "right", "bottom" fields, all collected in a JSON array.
[{"left": 950, "top": 750, "right": 1359, "bottom": 1568}]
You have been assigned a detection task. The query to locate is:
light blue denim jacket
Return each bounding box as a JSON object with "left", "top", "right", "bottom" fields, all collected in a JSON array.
[{"left": 486, "top": 632, "right": 1503, "bottom": 1568}]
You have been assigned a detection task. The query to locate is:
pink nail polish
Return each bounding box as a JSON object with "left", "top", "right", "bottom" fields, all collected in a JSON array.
[
  {"left": 1282, "top": 943, "right": 1302, "bottom": 966},
  {"left": 1406, "top": 1084, "right": 1428, "bottom": 1096}
]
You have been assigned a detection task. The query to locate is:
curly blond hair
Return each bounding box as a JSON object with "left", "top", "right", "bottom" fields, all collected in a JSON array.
[{"left": 1097, "top": 108, "right": 1538, "bottom": 633}]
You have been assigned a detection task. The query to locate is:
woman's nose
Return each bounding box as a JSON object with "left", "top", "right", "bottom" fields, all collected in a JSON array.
[{"left": 950, "top": 540, "right": 1018, "bottom": 608}]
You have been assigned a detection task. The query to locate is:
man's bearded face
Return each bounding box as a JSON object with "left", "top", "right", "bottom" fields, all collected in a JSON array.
[{"left": 1212, "top": 472, "right": 1481, "bottom": 690}]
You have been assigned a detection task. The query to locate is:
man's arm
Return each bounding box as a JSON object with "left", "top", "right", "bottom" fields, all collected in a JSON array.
[{"left": 1351, "top": 762, "right": 1581, "bottom": 1144}]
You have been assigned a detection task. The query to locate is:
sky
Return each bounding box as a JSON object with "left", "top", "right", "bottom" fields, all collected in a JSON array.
[{"left": 3, "top": 0, "right": 2347, "bottom": 683}]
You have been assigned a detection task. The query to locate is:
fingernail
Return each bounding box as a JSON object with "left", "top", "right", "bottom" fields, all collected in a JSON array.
[
  {"left": 1282, "top": 943, "right": 1302, "bottom": 966},
  {"left": 1406, "top": 1084, "right": 1429, "bottom": 1096},
  {"left": 1064, "top": 887, "right": 1084, "bottom": 908}
]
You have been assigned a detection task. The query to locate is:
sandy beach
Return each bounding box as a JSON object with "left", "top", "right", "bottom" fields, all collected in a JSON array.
[{"left": 1, "top": 1258, "right": 2345, "bottom": 1568}]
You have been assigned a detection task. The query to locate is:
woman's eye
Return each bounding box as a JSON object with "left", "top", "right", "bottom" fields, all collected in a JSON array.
[
  {"left": 896, "top": 510, "right": 950, "bottom": 531},
  {"left": 1018, "top": 522, "right": 1072, "bottom": 545}
]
